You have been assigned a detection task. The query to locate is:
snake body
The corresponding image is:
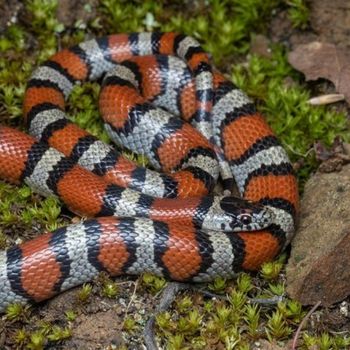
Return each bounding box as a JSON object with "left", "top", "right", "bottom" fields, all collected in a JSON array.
[{"left": 0, "top": 33, "right": 298, "bottom": 312}]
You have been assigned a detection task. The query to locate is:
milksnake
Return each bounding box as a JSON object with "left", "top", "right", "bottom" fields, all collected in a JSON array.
[{"left": 0, "top": 33, "right": 298, "bottom": 312}]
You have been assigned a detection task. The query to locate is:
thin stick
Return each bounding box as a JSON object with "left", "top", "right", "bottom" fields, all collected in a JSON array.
[
  {"left": 291, "top": 301, "right": 321, "bottom": 350},
  {"left": 123, "top": 280, "right": 139, "bottom": 321}
]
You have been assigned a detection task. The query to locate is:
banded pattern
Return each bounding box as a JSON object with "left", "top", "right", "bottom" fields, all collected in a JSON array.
[
  {"left": 0, "top": 32, "right": 299, "bottom": 312},
  {"left": 24, "top": 34, "right": 220, "bottom": 199},
  {"left": 0, "top": 217, "right": 247, "bottom": 307}
]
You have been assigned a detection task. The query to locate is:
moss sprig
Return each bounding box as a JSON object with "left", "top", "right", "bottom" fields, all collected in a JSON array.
[{"left": 286, "top": 0, "right": 310, "bottom": 29}]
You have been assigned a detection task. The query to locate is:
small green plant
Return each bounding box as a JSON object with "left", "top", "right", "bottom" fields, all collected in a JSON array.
[
  {"left": 27, "top": 330, "right": 46, "bottom": 350},
  {"left": 13, "top": 328, "right": 28, "bottom": 347},
  {"left": 260, "top": 261, "right": 284, "bottom": 280},
  {"left": 26, "top": 0, "right": 65, "bottom": 34},
  {"left": 0, "top": 24, "right": 26, "bottom": 52},
  {"left": 223, "top": 327, "right": 241, "bottom": 350},
  {"left": 47, "top": 325, "right": 72, "bottom": 341},
  {"left": 101, "top": 279, "right": 119, "bottom": 298},
  {"left": 228, "top": 289, "right": 247, "bottom": 312},
  {"left": 5, "top": 302, "right": 31, "bottom": 322},
  {"left": 123, "top": 317, "right": 137, "bottom": 332},
  {"left": 166, "top": 334, "right": 185, "bottom": 350},
  {"left": 37, "top": 321, "right": 52, "bottom": 336},
  {"left": 156, "top": 311, "right": 174, "bottom": 335},
  {"left": 76, "top": 283, "right": 93, "bottom": 303},
  {"left": 0, "top": 183, "right": 63, "bottom": 234},
  {"left": 208, "top": 276, "right": 227, "bottom": 293},
  {"left": 176, "top": 295, "right": 193, "bottom": 313},
  {"left": 286, "top": 0, "right": 309, "bottom": 29},
  {"left": 303, "top": 332, "right": 318, "bottom": 348},
  {"left": 177, "top": 309, "right": 202, "bottom": 335},
  {"left": 268, "top": 282, "right": 285, "bottom": 296},
  {"left": 333, "top": 334, "right": 350, "bottom": 348},
  {"left": 265, "top": 310, "right": 292, "bottom": 340},
  {"left": 278, "top": 299, "right": 305, "bottom": 323},
  {"left": 142, "top": 273, "right": 167, "bottom": 294},
  {"left": 244, "top": 304, "right": 261, "bottom": 338},
  {"left": 203, "top": 300, "right": 214, "bottom": 313},
  {"left": 236, "top": 273, "right": 253, "bottom": 293},
  {"left": 65, "top": 310, "right": 77, "bottom": 322},
  {"left": 214, "top": 305, "right": 232, "bottom": 327},
  {"left": 318, "top": 332, "right": 333, "bottom": 350}
]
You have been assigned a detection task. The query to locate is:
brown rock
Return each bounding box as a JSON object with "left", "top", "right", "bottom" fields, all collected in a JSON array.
[{"left": 286, "top": 164, "right": 350, "bottom": 306}]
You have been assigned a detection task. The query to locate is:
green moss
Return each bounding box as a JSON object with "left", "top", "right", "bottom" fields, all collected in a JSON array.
[
  {"left": 5, "top": 303, "right": 31, "bottom": 322},
  {"left": 142, "top": 272, "right": 167, "bottom": 294},
  {"left": 25, "top": 0, "right": 64, "bottom": 35},
  {"left": 122, "top": 317, "right": 138, "bottom": 332},
  {"left": 100, "top": 279, "right": 119, "bottom": 298},
  {"left": 47, "top": 325, "right": 72, "bottom": 341},
  {"left": 287, "top": 0, "right": 310, "bottom": 29},
  {"left": 0, "top": 183, "right": 63, "bottom": 237},
  {"left": 76, "top": 283, "right": 93, "bottom": 303}
]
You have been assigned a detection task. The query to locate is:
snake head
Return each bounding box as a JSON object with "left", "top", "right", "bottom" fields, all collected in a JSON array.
[{"left": 202, "top": 196, "right": 274, "bottom": 232}]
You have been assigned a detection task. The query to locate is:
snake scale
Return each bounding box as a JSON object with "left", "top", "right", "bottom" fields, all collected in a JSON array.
[{"left": 0, "top": 32, "right": 298, "bottom": 312}]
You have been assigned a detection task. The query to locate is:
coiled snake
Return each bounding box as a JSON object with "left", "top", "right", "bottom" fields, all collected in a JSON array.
[{"left": 0, "top": 33, "right": 298, "bottom": 312}]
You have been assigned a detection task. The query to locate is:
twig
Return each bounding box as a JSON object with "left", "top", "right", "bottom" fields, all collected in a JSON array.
[
  {"left": 291, "top": 301, "right": 321, "bottom": 350},
  {"left": 144, "top": 282, "right": 190, "bottom": 350},
  {"left": 123, "top": 280, "right": 139, "bottom": 321}
]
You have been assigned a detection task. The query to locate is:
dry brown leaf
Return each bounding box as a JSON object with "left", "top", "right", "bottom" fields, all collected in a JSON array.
[{"left": 288, "top": 41, "right": 350, "bottom": 103}]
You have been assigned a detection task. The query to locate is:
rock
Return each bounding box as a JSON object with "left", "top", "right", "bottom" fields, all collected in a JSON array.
[{"left": 286, "top": 164, "right": 350, "bottom": 306}]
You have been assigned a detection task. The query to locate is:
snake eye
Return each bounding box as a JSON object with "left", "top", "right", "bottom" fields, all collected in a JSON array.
[{"left": 239, "top": 214, "right": 252, "bottom": 226}]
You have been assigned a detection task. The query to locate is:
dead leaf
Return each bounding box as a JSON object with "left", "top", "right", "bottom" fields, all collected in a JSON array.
[{"left": 288, "top": 41, "right": 350, "bottom": 103}]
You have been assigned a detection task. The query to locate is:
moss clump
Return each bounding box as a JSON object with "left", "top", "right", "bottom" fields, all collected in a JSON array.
[{"left": 0, "top": 183, "right": 62, "bottom": 238}]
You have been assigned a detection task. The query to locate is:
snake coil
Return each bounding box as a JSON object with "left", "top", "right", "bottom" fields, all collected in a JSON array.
[{"left": 0, "top": 33, "right": 298, "bottom": 312}]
